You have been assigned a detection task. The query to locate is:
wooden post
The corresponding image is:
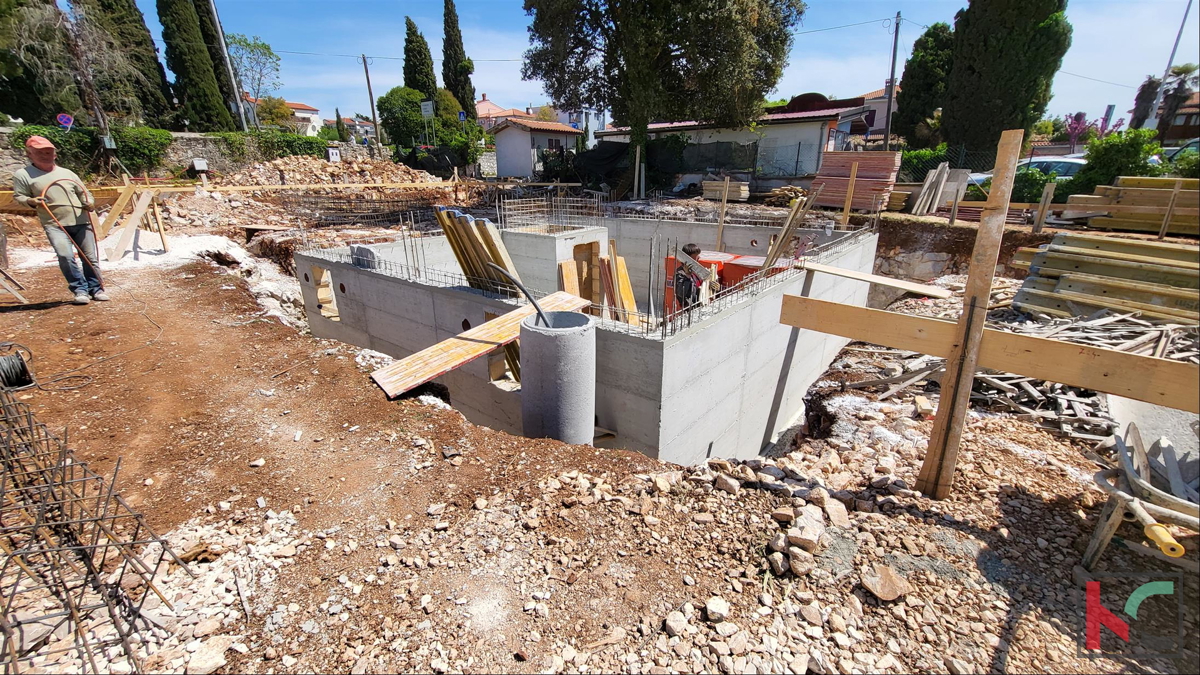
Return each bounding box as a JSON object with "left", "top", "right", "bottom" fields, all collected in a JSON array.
[
  {"left": 151, "top": 197, "right": 169, "bottom": 252},
  {"left": 948, "top": 185, "right": 961, "bottom": 226},
  {"left": 715, "top": 176, "right": 731, "bottom": 251},
  {"left": 840, "top": 162, "right": 859, "bottom": 227},
  {"left": 1032, "top": 181, "right": 1056, "bottom": 234},
  {"left": 915, "top": 128, "right": 1024, "bottom": 500},
  {"left": 633, "top": 144, "right": 641, "bottom": 200},
  {"left": 1157, "top": 179, "right": 1182, "bottom": 240}
]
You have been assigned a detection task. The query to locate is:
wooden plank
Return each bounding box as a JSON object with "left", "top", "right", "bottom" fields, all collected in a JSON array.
[
  {"left": 97, "top": 185, "right": 136, "bottom": 239},
  {"left": 715, "top": 176, "right": 731, "bottom": 251},
  {"left": 840, "top": 162, "right": 859, "bottom": 226},
  {"left": 1087, "top": 216, "right": 1199, "bottom": 237},
  {"left": 598, "top": 256, "right": 620, "bottom": 320},
  {"left": 1158, "top": 179, "right": 1183, "bottom": 240},
  {"left": 105, "top": 190, "right": 156, "bottom": 262},
  {"left": 1054, "top": 233, "right": 1199, "bottom": 263},
  {"left": 1013, "top": 287, "right": 1191, "bottom": 323},
  {"left": 1033, "top": 181, "right": 1056, "bottom": 234},
  {"left": 1055, "top": 272, "right": 1199, "bottom": 312},
  {"left": 607, "top": 240, "right": 626, "bottom": 314},
  {"left": 476, "top": 219, "right": 522, "bottom": 285},
  {"left": 1028, "top": 251, "right": 1200, "bottom": 289},
  {"left": 151, "top": 198, "right": 169, "bottom": 252},
  {"left": 371, "top": 291, "right": 590, "bottom": 398},
  {"left": 799, "top": 261, "right": 953, "bottom": 298},
  {"left": 1045, "top": 245, "right": 1199, "bottom": 271},
  {"left": 1116, "top": 176, "right": 1200, "bottom": 190},
  {"left": 1052, "top": 289, "right": 1198, "bottom": 323},
  {"left": 559, "top": 260, "right": 581, "bottom": 296},
  {"left": 778, "top": 295, "right": 1200, "bottom": 413},
  {"left": 918, "top": 128, "right": 1023, "bottom": 499},
  {"left": 615, "top": 255, "right": 639, "bottom": 325}
]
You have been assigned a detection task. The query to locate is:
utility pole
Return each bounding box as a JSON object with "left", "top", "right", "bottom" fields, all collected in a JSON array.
[
  {"left": 883, "top": 11, "right": 901, "bottom": 151},
  {"left": 361, "top": 55, "right": 382, "bottom": 145},
  {"left": 1146, "top": 0, "right": 1193, "bottom": 131},
  {"left": 208, "top": 0, "right": 248, "bottom": 131}
]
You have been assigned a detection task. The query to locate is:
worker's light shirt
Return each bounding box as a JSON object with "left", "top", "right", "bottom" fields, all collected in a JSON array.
[{"left": 11, "top": 164, "right": 93, "bottom": 229}]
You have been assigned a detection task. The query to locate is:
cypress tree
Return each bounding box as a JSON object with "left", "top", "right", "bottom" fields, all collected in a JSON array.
[
  {"left": 442, "top": 0, "right": 475, "bottom": 119},
  {"left": 191, "top": 0, "right": 236, "bottom": 112},
  {"left": 335, "top": 107, "right": 349, "bottom": 141},
  {"left": 77, "top": 0, "right": 173, "bottom": 126},
  {"left": 892, "top": 22, "right": 953, "bottom": 147},
  {"left": 941, "top": 0, "right": 1072, "bottom": 149},
  {"left": 403, "top": 17, "right": 437, "bottom": 100},
  {"left": 157, "top": 0, "right": 233, "bottom": 130}
]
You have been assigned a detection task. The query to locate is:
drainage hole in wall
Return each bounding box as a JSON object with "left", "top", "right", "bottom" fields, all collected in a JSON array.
[
  {"left": 462, "top": 319, "right": 471, "bottom": 331},
  {"left": 750, "top": 239, "right": 759, "bottom": 247},
  {"left": 339, "top": 283, "right": 346, "bottom": 293},
  {"left": 303, "top": 273, "right": 310, "bottom": 282}
]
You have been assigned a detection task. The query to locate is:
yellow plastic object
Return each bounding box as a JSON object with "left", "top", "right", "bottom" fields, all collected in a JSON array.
[{"left": 1143, "top": 523, "right": 1186, "bottom": 558}]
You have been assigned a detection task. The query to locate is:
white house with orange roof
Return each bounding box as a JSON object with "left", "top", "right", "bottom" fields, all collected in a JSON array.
[
  {"left": 490, "top": 118, "right": 585, "bottom": 178},
  {"left": 244, "top": 94, "right": 322, "bottom": 136},
  {"left": 475, "top": 93, "right": 536, "bottom": 130}
]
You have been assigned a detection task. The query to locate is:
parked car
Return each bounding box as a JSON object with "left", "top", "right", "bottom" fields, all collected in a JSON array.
[
  {"left": 968, "top": 156, "right": 1087, "bottom": 185},
  {"left": 1163, "top": 138, "right": 1199, "bottom": 161}
]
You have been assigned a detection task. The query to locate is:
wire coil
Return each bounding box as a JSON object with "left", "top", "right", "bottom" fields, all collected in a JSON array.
[{"left": 0, "top": 344, "right": 35, "bottom": 390}]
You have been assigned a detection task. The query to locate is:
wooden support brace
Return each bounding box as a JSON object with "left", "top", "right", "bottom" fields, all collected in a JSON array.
[
  {"left": 716, "top": 176, "right": 731, "bottom": 251},
  {"left": 840, "top": 162, "right": 859, "bottom": 226}
]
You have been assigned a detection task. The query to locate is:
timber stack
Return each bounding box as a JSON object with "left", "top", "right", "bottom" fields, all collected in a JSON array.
[
  {"left": 1062, "top": 176, "right": 1199, "bottom": 236},
  {"left": 702, "top": 180, "right": 750, "bottom": 202},
  {"left": 809, "top": 151, "right": 901, "bottom": 211}
]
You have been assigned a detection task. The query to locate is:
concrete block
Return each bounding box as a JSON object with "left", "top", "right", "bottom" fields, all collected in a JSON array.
[{"left": 365, "top": 308, "right": 438, "bottom": 354}]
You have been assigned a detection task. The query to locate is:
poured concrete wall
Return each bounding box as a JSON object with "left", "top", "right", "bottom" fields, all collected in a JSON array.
[
  {"left": 294, "top": 225, "right": 879, "bottom": 465},
  {"left": 500, "top": 226, "right": 608, "bottom": 296}
]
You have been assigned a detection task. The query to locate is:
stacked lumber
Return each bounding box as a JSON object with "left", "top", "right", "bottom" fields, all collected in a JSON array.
[
  {"left": 434, "top": 207, "right": 526, "bottom": 377},
  {"left": 1062, "top": 176, "right": 1199, "bottom": 236},
  {"left": 885, "top": 191, "right": 908, "bottom": 211},
  {"left": 702, "top": 181, "right": 749, "bottom": 201},
  {"left": 932, "top": 204, "right": 1030, "bottom": 225},
  {"left": 809, "top": 151, "right": 900, "bottom": 211},
  {"left": 557, "top": 240, "right": 639, "bottom": 325},
  {"left": 1011, "top": 232, "right": 1200, "bottom": 324},
  {"left": 763, "top": 185, "right": 807, "bottom": 207}
]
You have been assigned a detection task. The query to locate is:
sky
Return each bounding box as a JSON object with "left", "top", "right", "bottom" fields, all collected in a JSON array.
[{"left": 134, "top": 0, "right": 1200, "bottom": 126}]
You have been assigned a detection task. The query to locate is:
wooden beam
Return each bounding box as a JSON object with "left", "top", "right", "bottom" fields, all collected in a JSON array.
[
  {"left": 778, "top": 295, "right": 1200, "bottom": 413},
  {"left": 97, "top": 185, "right": 136, "bottom": 239},
  {"left": 799, "top": 261, "right": 953, "bottom": 298},
  {"left": 1158, "top": 179, "right": 1183, "bottom": 241},
  {"left": 105, "top": 190, "right": 156, "bottom": 262},
  {"left": 840, "top": 162, "right": 859, "bottom": 226},
  {"left": 1032, "top": 181, "right": 1056, "bottom": 234},
  {"left": 919, "top": 128, "right": 1023, "bottom": 499},
  {"left": 715, "top": 176, "right": 731, "bottom": 252}
]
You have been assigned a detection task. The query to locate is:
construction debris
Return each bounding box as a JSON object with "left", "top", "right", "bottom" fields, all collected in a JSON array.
[
  {"left": 763, "top": 185, "right": 807, "bottom": 208},
  {"left": 702, "top": 181, "right": 749, "bottom": 202},
  {"left": 221, "top": 155, "right": 441, "bottom": 187}
]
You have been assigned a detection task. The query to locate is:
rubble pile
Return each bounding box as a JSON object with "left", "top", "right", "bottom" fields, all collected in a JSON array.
[
  {"left": 763, "top": 186, "right": 808, "bottom": 208},
  {"left": 222, "top": 156, "right": 441, "bottom": 187},
  {"left": 160, "top": 190, "right": 302, "bottom": 235}
]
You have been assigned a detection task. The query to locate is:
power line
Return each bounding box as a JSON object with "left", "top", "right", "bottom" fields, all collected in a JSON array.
[
  {"left": 149, "top": 38, "right": 521, "bottom": 62},
  {"left": 793, "top": 17, "right": 893, "bottom": 35},
  {"left": 1059, "top": 71, "right": 1136, "bottom": 89}
]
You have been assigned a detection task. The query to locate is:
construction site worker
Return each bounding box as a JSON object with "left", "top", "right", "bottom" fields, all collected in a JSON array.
[
  {"left": 11, "top": 136, "right": 107, "bottom": 305},
  {"left": 674, "top": 243, "right": 704, "bottom": 311}
]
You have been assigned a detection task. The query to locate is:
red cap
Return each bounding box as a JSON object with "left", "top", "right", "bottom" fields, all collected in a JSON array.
[{"left": 25, "top": 136, "right": 56, "bottom": 150}]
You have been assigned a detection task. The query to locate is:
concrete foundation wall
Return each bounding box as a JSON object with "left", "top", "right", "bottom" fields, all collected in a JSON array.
[
  {"left": 499, "top": 226, "right": 608, "bottom": 296},
  {"left": 655, "top": 233, "right": 878, "bottom": 465},
  {"left": 294, "top": 227, "right": 879, "bottom": 466}
]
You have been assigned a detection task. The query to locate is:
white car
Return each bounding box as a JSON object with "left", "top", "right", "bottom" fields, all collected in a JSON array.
[{"left": 968, "top": 156, "right": 1087, "bottom": 185}]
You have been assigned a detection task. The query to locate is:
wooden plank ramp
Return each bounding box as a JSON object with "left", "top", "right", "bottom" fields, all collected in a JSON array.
[{"left": 371, "top": 291, "right": 589, "bottom": 399}]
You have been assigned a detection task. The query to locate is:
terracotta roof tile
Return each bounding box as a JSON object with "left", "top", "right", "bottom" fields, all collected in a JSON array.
[{"left": 492, "top": 118, "right": 584, "bottom": 135}]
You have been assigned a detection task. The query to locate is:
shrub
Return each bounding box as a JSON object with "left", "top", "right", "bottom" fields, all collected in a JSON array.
[
  {"left": 1172, "top": 151, "right": 1199, "bottom": 179},
  {"left": 964, "top": 168, "right": 1056, "bottom": 203},
  {"left": 251, "top": 129, "right": 326, "bottom": 159},
  {"left": 899, "top": 143, "right": 949, "bottom": 181},
  {"left": 112, "top": 126, "right": 174, "bottom": 174},
  {"left": 1056, "top": 129, "right": 1163, "bottom": 200},
  {"left": 207, "top": 132, "right": 250, "bottom": 162},
  {"left": 8, "top": 125, "right": 99, "bottom": 173}
]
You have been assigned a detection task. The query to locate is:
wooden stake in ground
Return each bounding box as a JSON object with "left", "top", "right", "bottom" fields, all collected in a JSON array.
[
  {"left": 840, "top": 162, "right": 859, "bottom": 227},
  {"left": 1157, "top": 179, "right": 1182, "bottom": 240},
  {"left": 1032, "top": 181, "right": 1056, "bottom": 234},
  {"left": 715, "top": 176, "right": 731, "bottom": 251},
  {"left": 915, "top": 128, "right": 1024, "bottom": 499}
]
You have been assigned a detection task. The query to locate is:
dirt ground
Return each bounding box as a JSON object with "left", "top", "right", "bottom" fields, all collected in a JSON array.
[{"left": 2, "top": 230, "right": 1197, "bottom": 675}]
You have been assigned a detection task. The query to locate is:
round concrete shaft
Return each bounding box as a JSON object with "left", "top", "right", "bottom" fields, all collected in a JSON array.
[{"left": 520, "top": 311, "right": 596, "bottom": 445}]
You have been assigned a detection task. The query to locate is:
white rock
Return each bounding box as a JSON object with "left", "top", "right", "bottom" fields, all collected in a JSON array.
[
  {"left": 664, "top": 611, "right": 689, "bottom": 637},
  {"left": 705, "top": 596, "right": 730, "bottom": 622}
]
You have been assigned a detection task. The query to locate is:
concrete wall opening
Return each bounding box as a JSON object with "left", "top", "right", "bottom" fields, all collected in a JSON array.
[{"left": 310, "top": 265, "right": 340, "bottom": 321}]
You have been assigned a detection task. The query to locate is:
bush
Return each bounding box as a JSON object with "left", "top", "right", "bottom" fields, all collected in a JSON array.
[
  {"left": 207, "top": 132, "right": 250, "bottom": 162},
  {"left": 964, "top": 168, "right": 1056, "bottom": 203},
  {"left": 1056, "top": 129, "right": 1163, "bottom": 200},
  {"left": 8, "top": 125, "right": 100, "bottom": 173},
  {"left": 1172, "top": 151, "right": 1199, "bottom": 179},
  {"left": 112, "top": 126, "right": 174, "bottom": 174},
  {"left": 900, "top": 143, "right": 949, "bottom": 181},
  {"left": 251, "top": 129, "right": 326, "bottom": 159}
]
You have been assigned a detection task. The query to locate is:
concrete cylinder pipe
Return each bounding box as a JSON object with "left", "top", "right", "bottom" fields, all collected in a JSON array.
[{"left": 519, "top": 311, "right": 596, "bottom": 445}]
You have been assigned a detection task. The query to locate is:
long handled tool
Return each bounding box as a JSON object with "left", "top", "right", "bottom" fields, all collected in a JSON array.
[{"left": 33, "top": 177, "right": 106, "bottom": 290}]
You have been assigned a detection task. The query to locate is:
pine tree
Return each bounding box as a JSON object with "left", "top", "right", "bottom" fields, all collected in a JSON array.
[
  {"left": 892, "top": 22, "right": 953, "bottom": 148},
  {"left": 442, "top": 0, "right": 475, "bottom": 119},
  {"left": 941, "top": 0, "right": 1072, "bottom": 149},
  {"left": 335, "top": 107, "right": 349, "bottom": 141},
  {"left": 157, "top": 0, "right": 233, "bottom": 130},
  {"left": 77, "top": 0, "right": 173, "bottom": 126},
  {"left": 191, "top": 0, "right": 236, "bottom": 113},
  {"left": 403, "top": 17, "right": 437, "bottom": 100}
]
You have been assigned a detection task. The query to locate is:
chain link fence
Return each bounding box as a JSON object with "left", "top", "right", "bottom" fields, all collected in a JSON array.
[
  {"left": 898, "top": 144, "right": 997, "bottom": 183},
  {"left": 756, "top": 142, "right": 821, "bottom": 177}
]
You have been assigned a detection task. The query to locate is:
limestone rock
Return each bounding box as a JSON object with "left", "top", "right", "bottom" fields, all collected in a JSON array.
[
  {"left": 715, "top": 474, "right": 741, "bottom": 495},
  {"left": 861, "top": 564, "right": 913, "bottom": 601},
  {"left": 705, "top": 596, "right": 730, "bottom": 622}
]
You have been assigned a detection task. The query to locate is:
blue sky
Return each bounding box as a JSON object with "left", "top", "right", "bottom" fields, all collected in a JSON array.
[{"left": 135, "top": 0, "right": 1200, "bottom": 126}]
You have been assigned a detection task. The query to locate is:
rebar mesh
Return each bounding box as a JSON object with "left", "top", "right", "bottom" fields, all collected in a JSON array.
[
  {"left": 278, "top": 192, "right": 442, "bottom": 231},
  {"left": 496, "top": 195, "right": 603, "bottom": 232},
  {"left": 1, "top": 390, "right": 191, "bottom": 674}
]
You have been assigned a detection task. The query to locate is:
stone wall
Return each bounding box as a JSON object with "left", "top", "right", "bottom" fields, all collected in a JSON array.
[{"left": 0, "top": 127, "right": 377, "bottom": 184}]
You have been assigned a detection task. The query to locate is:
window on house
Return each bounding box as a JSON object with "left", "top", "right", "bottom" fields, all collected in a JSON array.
[{"left": 547, "top": 138, "right": 563, "bottom": 150}]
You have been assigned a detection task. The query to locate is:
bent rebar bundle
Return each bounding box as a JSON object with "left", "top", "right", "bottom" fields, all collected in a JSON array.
[{"left": 0, "top": 390, "right": 191, "bottom": 674}]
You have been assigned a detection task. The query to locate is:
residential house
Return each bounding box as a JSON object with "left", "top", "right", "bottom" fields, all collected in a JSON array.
[
  {"left": 322, "top": 116, "right": 377, "bottom": 140},
  {"left": 490, "top": 118, "right": 585, "bottom": 178},
  {"left": 857, "top": 80, "right": 900, "bottom": 141},
  {"left": 244, "top": 94, "right": 321, "bottom": 136},
  {"left": 475, "top": 93, "right": 536, "bottom": 130},
  {"left": 1162, "top": 91, "right": 1200, "bottom": 143},
  {"left": 594, "top": 93, "right": 872, "bottom": 177},
  {"left": 555, "top": 107, "right": 607, "bottom": 149}
]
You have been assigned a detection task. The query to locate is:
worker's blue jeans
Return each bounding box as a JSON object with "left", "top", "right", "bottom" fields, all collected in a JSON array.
[{"left": 43, "top": 223, "right": 103, "bottom": 295}]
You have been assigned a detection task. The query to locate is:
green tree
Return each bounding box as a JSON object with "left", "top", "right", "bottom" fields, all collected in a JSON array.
[
  {"left": 403, "top": 17, "right": 437, "bottom": 100},
  {"left": 522, "top": 0, "right": 805, "bottom": 149},
  {"left": 1059, "top": 129, "right": 1162, "bottom": 198},
  {"left": 157, "top": 0, "right": 233, "bottom": 131},
  {"left": 435, "top": 87, "right": 462, "bottom": 124},
  {"left": 317, "top": 125, "right": 338, "bottom": 141},
  {"left": 535, "top": 104, "right": 556, "bottom": 122},
  {"left": 442, "top": 0, "right": 475, "bottom": 119},
  {"left": 256, "top": 95, "right": 291, "bottom": 127},
  {"left": 941, "top": 0, "right": 1072, "bottom": 149},
  {"left": 893, "top": 22, "right": 953, "bottom": 148},
  {"left": 1, "top": 0, "right": 83, "bottom": 123},
  {"left": 1129, "top": 75, "right": 1161, "bottom": 129},
  {"left": 227, "top": 33, "right": 279, "bottom": 130},
  {"left": 377, "top": 85, "right": 426, "bottom": 147},
  {"left": 191, "top": 0, "right": 237, "bottom": 114},
  {"left": 77, "top": 0, "right": 173, "bottom": 126},
  {"left": 334, "top": 107, "right": 349, "bottom": 141}
]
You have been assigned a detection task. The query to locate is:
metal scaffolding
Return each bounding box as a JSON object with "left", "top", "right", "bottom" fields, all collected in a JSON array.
[{"left": 1, "top": 390, "right": 191, "bottom": 674}]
